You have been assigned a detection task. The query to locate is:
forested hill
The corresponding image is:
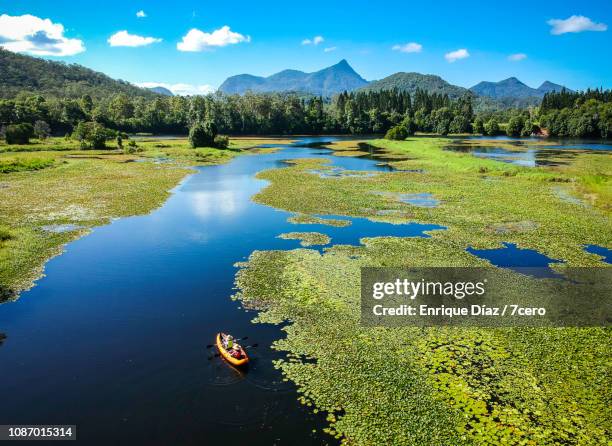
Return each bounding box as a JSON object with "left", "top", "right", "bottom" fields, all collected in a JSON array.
[
  {"left": 0, "top": 49, "right": 158, "bottom": 100},
  {"left": 358, "top": 72, "right": 469, "bottom": 99}
]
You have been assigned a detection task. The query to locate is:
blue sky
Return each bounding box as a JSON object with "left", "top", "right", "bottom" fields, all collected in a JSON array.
[{"left": 1, "top": 0, "right": 610, "bottom": 94}]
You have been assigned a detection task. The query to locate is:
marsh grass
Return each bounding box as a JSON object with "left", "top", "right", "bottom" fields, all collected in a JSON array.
[
  {"left": 235, "top": 136, "right": 611, "bottom": 445},
  {"left": 278, "top": 232, "right": 331, "bottom": 247},
  {"left": 0, "top": 157, "right": 55, "bottom": 173}
]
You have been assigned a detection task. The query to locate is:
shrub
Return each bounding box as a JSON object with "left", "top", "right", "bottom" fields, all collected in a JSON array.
[
  {"left": 5, "top": 123, "right": 34, "bottom": 145},
  {"left": 72, "top": 121, "right": 111, "bottom": 149},
  {"left": 33, "top": 120, "right": 51, "bottom": 140},
  {"left": 214, "top": 135, "right": 229, "bottom": 149},
  {"left": 400, "top": 117, "right": 417, "bottom": 135},
  {"left": 189, "top": 119, "right": 218, "bottom": 148},
  {"left": 385, "top": 125, "right": 408, "bottom": 141}
]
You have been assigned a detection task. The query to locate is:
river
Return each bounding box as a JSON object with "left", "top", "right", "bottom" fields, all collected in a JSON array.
[{"left": 0, "top": 137, "right": 444, "bottom": 445}]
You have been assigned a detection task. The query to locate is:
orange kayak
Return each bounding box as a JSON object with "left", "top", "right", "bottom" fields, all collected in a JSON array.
[{"left": 216, "top": 333, "right": 249, "bottom": 367}]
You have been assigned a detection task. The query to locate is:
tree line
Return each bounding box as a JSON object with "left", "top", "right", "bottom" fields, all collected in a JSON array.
[{"left": 1, "top": 88, "right": 610, "bottom": 144}]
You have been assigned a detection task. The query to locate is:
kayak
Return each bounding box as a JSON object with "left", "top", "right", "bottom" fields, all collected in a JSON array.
[{"left": 216, "top": 332, "right": 249, "bottom": 367}]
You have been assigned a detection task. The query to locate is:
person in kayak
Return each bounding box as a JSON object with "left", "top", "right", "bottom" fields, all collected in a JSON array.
[{"left": 226, "top": 335, "right": 234, "bottom": 350}]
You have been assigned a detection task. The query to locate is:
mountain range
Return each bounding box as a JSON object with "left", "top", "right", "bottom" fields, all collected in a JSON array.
[
  {"left": 218, "top": 60, "right": 570, "bottom": 105},
  {"left": 219, "top": 59, "right": 368, "bottom": 96},
  {"left": 469, "top": 77, "right": 569, "bottom": 99}
]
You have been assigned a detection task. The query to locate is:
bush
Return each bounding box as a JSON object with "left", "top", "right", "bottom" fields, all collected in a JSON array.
[
  {"left": 214, "top": 135, "right": 229, "bottom": 149},
  {"left": 33, "top": 120, "right": 51, "bottom": 140},
  {"left": 400, "top": 117, "right": 417, "bottom": 136},
  {"left": 506, "top": 116, "right": 524, "bottom": 137},
  {"left": 72, "top": 121, "right": 111, "bottom": 149},
  {"left": 5, "top": 123, "right": 34, "bottom": 145},
  {"left": 189, "top": 120, "right": 217, "bottom": 148},
  {"left": 385, "top": 125, "right": 408, "bottom": 141}
]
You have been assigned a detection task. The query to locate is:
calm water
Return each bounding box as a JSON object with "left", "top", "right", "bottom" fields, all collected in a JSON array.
[
  {"left": 0, "top": 137, "right": 444, "bottom": 446},
  {"left": 446, "top": 137, "right": 611, "bottom": 167}
]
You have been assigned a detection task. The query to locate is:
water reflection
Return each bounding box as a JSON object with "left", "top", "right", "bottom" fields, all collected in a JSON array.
[{"left": 445, "top": 139, "right": 611, "bottom": 167}]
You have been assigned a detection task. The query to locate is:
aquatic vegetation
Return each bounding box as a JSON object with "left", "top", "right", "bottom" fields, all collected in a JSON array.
[
  {"left": 287, "top": 214, "right": 352, "bottom": 227},
  {"left": 0, "top": 227, "right": 13, "bottom": 242},
  {"left": 235, "top": 242, "right": 611, "bottom": 445},
  {"left": 40, "top": 224, "right": 84, "bottom": 233},
  {"left": 278, "top": 232, "right": 331, "bottom": 247},
  {"left": 253, "top": 138, "right": 610, "bottom": 266},
  {"left": 235, "top": 136, "right": 611, "bottom": 444},
  {"left": 309, "top": 167, "right": 377, "bottom": 178},
  {"left": 376, "top": 191, "right": 440, "bottom": 208},
  {"left": 487, "top": 220, "right": 538, "bottom": 234},
  {"left": 0, "top": 157, "right": 55, "bottom": 173}
]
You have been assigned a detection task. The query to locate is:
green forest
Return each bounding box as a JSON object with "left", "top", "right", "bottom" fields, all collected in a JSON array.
[{"left": 1, "top": 89, "right": 611, "bottom": 143}]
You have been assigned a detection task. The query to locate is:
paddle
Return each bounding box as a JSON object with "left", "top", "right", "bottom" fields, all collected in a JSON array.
[
  {"left": 205, "top": 336, "right": 249, "bottom": 349},
  {"left": 207, "top": 344, "right": 258, "bottom": 360}
]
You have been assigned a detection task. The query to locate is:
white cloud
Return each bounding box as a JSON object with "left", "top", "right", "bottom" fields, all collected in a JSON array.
[
  {"left": 0, "top": 13, "right": 84, "bottom": 56},
  {"left": 177, "top": 26, "right": 250, "bottom": 51},
  {"left": 445, "top": 48, "right": 469, "bottom": 63},
  {"left": 136, "top": 82, "right": 216, "bottom": 96},
  {"left": 136, "top": 10, "right": 146, "bottom": 18},
  {"left": 392, "top": 42, "right": 422, "bottom": 53},
  {"left": 508, "top": 53, "right": 527, "bottom": 61},
  {"left": 108, "top": 30, "right": 161, "bottom": 47},
  {"left": 547, "top": 15, "right": 607, "bottom": 35},
  {"left": 324, "top": 46, "right": 337, "bottom": 52},
  {"left": 302, "top": 35, "right": 324, "bottom": 45}
]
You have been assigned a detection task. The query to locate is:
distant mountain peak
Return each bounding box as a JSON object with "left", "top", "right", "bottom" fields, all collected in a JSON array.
[
  {"left": 219, "top": 60, "right": 368, "bottom": 96},
  {"left": 335, "top": 59, "right": 351, "bottom": 68},
  {"left": 146, "top": 86, "right": 174, "bottom": 96},
  {"left": 470, "top": 77, "right": 571, "bottom": 100},
  {"left": 537, "top": 81, "right": 569, "bottom": 94}
]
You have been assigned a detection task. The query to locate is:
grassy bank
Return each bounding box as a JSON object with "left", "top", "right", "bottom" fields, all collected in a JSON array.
[
  {"left": 0, "top": 136, "right": 264, "bottom": 300},
  {"left": 235, "top": 137, "right": 611, "bottom": 444}
]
